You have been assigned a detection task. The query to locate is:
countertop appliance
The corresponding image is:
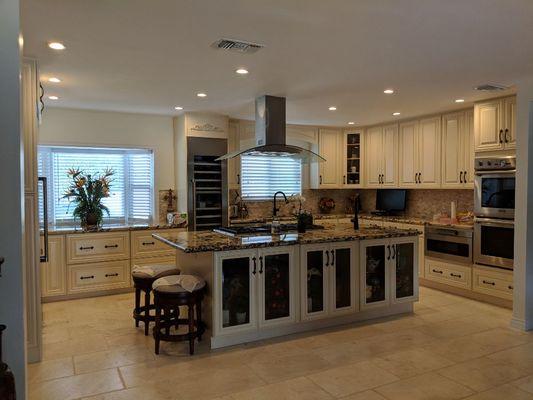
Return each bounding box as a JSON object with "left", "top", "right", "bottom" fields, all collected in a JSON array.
[
  {"left": 372, "top": 189, "right": 407, "bottom": 216},
  {"left": 474, "top": 156, "right": 516, "bottom": 219},
  {"left": 474, "top": 217, "right": 514, "bottom": 270},
  {"left": 425, "top": 225, "right": 473, "bottom": 265}
]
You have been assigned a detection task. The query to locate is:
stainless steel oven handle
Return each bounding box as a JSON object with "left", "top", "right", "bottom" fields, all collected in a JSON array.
[
  {"left": 475, "top": 170, "right": 516, "bottom": 176},
  {"left": 474, "top": 218, "right": 515, "bottom": 226}
]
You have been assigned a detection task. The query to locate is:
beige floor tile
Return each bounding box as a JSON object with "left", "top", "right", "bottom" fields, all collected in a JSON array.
[
  {"left": 437, "top": 356, "right": 528, "bottom": 392},
  {"left": 512, "top": 375, "right": 533, "bottom": 394},
  {"left": 228, "top": 376, "right": 333, "bottom": 400},
  {"left": 308, "top": 360, "right": 399, "bottom": 398},
  {"left": 375, "top": 371, "right": 474, "bottom": 400},
  {"left": 81, "top": 383, "right": 179, "bottom": 400},
  {"left": 27, "top": 357, "right": 74, "bottom": 384},
  {"left": 105, "top": 332, "right": 153, "bottom": 349},
  {"left": 462, "top": 384, "right": 533, "bottom": 400},
  {"left": 42, "top": 335, "right": 109, "bottom": 361},
  {"left": 340, "top": 390, "right": 388, "bottom": 400},
  {"left": 373, "top": 348, "right": 455, "bottom": 379},
  {"left": 488, "top": 343, "right": 533, "bottom": 373},
  {"left": 28, "top": 369, "right": 124, "bottom": 400},
  {"left": 74, "top": 345, "right": 156, "bottom": 374},
  {"left": 371, "top": 314, "right": 427, "bottom": 333}
]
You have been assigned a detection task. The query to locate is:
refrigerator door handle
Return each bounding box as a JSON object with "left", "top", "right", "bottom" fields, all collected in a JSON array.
[{"left": 39, "top": 176, "right": 49, "bottom": 263}]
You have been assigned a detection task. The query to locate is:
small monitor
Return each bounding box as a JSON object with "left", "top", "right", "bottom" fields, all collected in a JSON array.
[{"left": 375, "top": 189, "right": 407, "bottom": 214}]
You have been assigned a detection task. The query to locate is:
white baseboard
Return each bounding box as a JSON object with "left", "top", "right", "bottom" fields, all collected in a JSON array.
[{"left": 510, "top": 316, "right": 528, "bottom": 331}]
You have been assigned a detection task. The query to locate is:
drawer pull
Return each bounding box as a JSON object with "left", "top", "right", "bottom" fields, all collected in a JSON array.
[
  {"left": 105, "top": 244, "right": 119, "bottom": 249},
  {"left": 508, "top": 285, "right": 514, "bottom": 290},
  {"left": 80, "top": 275, "right": 95, "bottom": 280},
  {"left": 105, "top": 273, "right": 119, "bottom": 278},
  {"left": 142, "top": 241, "right": 155, "bottom": 246},
  {"left": 79, "top": 246, "right": 94, "bottom": 251},
  {"left": 450, "top": 273, "right": 462, "bottom": 278},
  {"left": 432, "top": 269, "right": 443, "bottom": 274},
  {"left": 482, "top": 280, "right": 495, "bottom": 286}
]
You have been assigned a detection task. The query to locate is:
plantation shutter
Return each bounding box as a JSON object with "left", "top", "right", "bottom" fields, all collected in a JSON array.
[{"left": 240, "top": 155, "right": 302, "bottom": 200}]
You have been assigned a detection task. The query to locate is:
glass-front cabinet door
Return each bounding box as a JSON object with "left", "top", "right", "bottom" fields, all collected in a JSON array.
[
  {"left": 392, "top": 237, "right": 419, "bottom": 303},
  {"left": 301, "top": 244, "right": 328, "bottom": 320},
  {"left": 330, "top": 242, "right": 358, "bottom": 315},
  {"left": 360, "top": 239, "right": 389, "bottom": 310},
  {"left": 258, "top": 246, "right": 297, "bottom": 328},
  {"left": 214, "top": 249, "right": 257, "bottom": 335},
  {"left": 343, "top": 131, "right": 362, "bottom": 187}
]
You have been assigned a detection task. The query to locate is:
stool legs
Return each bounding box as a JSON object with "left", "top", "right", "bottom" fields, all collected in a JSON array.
[
  {"left": 188, "top": 302, "right": 195, "bottom": 355},
  {"left": 154, "top": 301, "right": 161, "bottom": 355},
  {"left": 134, "top": 288, "right": 141, "bottom": 328},
  {"left": 196, "top": 299, "right": 202, "bottom": 342},
  {"left": 144, "top": 290, "right": 151, "bottom": 336}
]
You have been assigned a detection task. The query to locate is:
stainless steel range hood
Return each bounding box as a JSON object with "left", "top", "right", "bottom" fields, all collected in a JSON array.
[{"left": 216, "top": 95, "right": 325, "bottom": 163}]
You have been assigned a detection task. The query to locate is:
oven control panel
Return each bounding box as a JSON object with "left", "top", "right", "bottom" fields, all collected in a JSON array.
[{"left": 475, "top": 156, "right": 516, "bottom": 171}]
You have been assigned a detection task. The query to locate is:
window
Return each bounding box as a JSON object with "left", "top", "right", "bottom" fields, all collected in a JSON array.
[
  {"left": 38, "top": 146, "right": 154, "bottom": 226},
  {"left": 240, "top": 155, "right": 302, "bottom": 200}
]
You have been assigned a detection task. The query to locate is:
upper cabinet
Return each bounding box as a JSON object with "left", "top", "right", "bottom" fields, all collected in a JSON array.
[
  {"left": 316, "top": 128, "right": 342, "bottom": 188},
  {"left": 474, "top": 96, "right": 516, "bottom": 153},
  {"left": 365, "top": 124, "right": 398, "bottom": 188},
  {"left": 442, "top": 110, "right": 474, "bottom": 188},
  {"left": 399, "top": 116, "right": 441, "bottom": 188},
  {"left": 342, "top": 130, "right": 363, "bottom": 187}
]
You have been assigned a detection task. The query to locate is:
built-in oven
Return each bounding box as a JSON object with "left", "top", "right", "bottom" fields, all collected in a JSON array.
[
  {"left": 425, "top": 225, "right": 473, "bottom": 265},
  {"left": 474, "top": 217, "right": 514, "bottom": 270},
  {"left": 474, "top": 156, "right": 516, "bottom": 219}
]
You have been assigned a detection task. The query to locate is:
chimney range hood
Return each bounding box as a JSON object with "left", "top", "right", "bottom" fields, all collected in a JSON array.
[{"left": 216, "top": 95, "right": 325, "bottom": 163}]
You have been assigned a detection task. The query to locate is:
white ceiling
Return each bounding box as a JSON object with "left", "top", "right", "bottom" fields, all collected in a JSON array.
[{"left": 21, "top": 0, "right": 532, "bottom": 126}]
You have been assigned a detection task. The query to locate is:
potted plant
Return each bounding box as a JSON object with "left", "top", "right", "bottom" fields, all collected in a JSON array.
[
  {"left": 62, "top": 168, "right": 114, "bottom": 230},
  {"left": 290, "top": 194, "right": 312, "bottom": 233}
]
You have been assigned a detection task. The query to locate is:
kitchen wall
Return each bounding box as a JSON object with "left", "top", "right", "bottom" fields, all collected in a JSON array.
[{"left": 39, "top": 107, "right": 175, "bottom": 221}]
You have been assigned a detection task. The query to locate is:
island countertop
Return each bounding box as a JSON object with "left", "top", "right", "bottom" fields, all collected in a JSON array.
[{"left": 152, "top": 223, "right": 420, "bottom": 253}]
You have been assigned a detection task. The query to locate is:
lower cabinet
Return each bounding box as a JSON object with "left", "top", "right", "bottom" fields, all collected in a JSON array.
[
  {"left": 213, "top": 246, "right": 298, "bottom": 336},
  {"left": 68, "top": 259, "right": 130, "bottom": 294},
  {"left": 41, "top": 235, "right": 67, "bottom": 298},
  {"left": 300, "top": 241, "right": 358, "bottom": 321},
  {"left": 360, "top": 237, "right": 418, "bottom": 310},
  {"left": 472, "top": 265, "right": 513, "bottom": 300},
  {"left": 424, "top": 257, "right": 472, "bottom": 289}
]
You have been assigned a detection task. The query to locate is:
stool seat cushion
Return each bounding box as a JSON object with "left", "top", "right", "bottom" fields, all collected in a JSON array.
[
  {"left": 153, "top": 274, "right": 206, "bottom": 293},
  {"left": 132, "top": 264, "right": 180, "bottom": 279}
]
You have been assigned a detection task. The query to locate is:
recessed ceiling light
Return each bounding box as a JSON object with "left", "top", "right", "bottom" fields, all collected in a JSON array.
[
  {"left": 174, "top": 106, "right": 183, "bottom": 110},
  {"left": 197, "top": 93, "right": 207, "bottom": 98},
  {"left": 392, "top": 112, "right": 401, "bottom": 116},
  {"left": 328, "top": 106, "right": 337, "bottom": 111},
  {"left": 48, "top": 42, "right": 65, "bottom": 50},
  {"left": 384, "top": 89, "right": 394, "bottom": 94},
  {"left": 48, "top": 95, "right": 59, "bottom": 100},
  {"left": 455, "top": 99, "right": 465, "bottom": 103},
  {"left": 48, "top": 77, "right": 61, "bottom": 83},
  {"left": 348, "top": 122, "right": 355, "bottom": 125},
  {"left": 235, "top": 68, "right": 249, "bottom": 75}
]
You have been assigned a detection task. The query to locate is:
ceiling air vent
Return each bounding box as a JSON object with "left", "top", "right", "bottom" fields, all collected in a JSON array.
[
  {"left": 211, "top": 38, "right": 263, "bottom": 54},
  {"left": 474, "top": 83, "right": 509, "bottom": 91}
]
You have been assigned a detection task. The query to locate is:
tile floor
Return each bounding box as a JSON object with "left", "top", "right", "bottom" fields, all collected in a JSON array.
[{"left": 29, "top": 287, "right": 533, "bottom": 400}]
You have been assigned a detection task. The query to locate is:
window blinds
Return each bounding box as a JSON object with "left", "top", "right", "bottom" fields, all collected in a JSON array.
[
  {"left": 240, "top": 155, "right": 302, "bottom": 200},
  {"left": 38, "top": 146, "right": 154, "bottom": 226}
]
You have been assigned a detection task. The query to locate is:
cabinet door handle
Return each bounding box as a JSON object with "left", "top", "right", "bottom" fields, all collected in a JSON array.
[
  {"left": 343, "top": 175, "right": 346, "bottom": 185},
  {"left": 142, "top": 241, "right": 155, "bottom": 246},
  {"left": 463, "top": 171, "right": 467, "bottom": 183},
  {"left": 459, "top": 171, "right": 464, "bottom": 184},
  {"left": 105, "top": 244, "right": 118, "bottom": 249},
  {"left": 325, "top": 250, "right": 330, "bottom": 267},
  {"left": 387, "top": 245, "right": 391, "bottom": 260},
  {"left": 80, "top": 275, "right": 95, "bottom": 280},
  {"left": 259, "top": 256, "right": 263, "bottom": 274},
  {"left": 432, "top": 269, "right": 443, "bottom": 274},
  {"left": 508, "top": 285, "right": 514, "bottom": 290},
  {"left": 105, "top": 273, "right": 119, "bottom": 278},
  {"left": 237, "top": 173, "right": 240, "bottom": 184},
  {"left": 391, "top": 244, "right": 396, "bottom": 260},
  {"left": 504, "top": 128, "right": 509, "bottom": 143},
  {"left": 79, "top": 246, "right": 94, "bottom": 251},
  {"left": 330, "top": 250, "right": 335, "bottom": 266},
  {"left": 499, "top": 129, "right": 504, "bottom": 143},
  {"left": 482, "top": 279, "right": 495, "bottom": 286},
  {"left": 450, "top": 273, "right": 462, "bottom": 278},
  {"left": 319, "top": 175, "right": 323, "bottom": 185},
  {"left": 252, "top": 257, "right": 257, "bottom": 275}
]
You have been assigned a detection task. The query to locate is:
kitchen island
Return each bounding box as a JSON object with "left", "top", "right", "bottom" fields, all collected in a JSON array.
[{"left": 153, "top": 223, "right": 420, "bottom": 348}]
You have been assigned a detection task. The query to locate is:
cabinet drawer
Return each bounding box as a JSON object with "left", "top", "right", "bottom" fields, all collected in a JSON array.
[
  {"left": 131, "top": 229, "right": 182, "bottom": 259},
  {"left": 67, "top": 232, "right": 130, "bottom": 264},
  {"left": 68, "top": 260, "right": 130, "bottom": 294},
  {"left": 425, "top": 258, "right": 472, "bottom": 289},
  {"left": 473, "top": 266, "right": 513, "bottom": 300}
]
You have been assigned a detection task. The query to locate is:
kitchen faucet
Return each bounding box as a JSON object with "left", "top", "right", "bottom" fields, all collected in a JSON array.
[{"left": 272, "top": 191, "right": 289, "bottom": 217}]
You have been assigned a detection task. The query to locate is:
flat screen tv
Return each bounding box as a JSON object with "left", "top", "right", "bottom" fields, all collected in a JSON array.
[{"left": 375, "top": 189, "right": 407, "bottom": 214}]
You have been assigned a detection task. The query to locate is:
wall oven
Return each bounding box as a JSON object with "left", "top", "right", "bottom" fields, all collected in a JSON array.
[
  {"left": 474, "top": 217, "right": 514, "bottom": 270},
  {"left": 474, "top": 156, "right": 516, "bottom": 219},
  {"left": 425, "top": 226, "right": 473, "bottom": 265}
]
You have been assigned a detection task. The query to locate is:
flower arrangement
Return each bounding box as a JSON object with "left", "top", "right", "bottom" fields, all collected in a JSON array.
[
  {"left": 289, "top": 194, "right": 313, "bottom": 233},
  {"left": 62, "top": 168, "right": 114, "bottom": 229}
]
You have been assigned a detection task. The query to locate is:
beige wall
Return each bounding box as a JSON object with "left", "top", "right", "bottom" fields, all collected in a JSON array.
[{"left": 39, "top": 107, "right": 175, "bottom": 220}]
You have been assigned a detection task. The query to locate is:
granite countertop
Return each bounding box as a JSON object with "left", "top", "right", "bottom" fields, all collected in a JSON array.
[
  {"left": 44, "top": 224, "right": 186, "bottom": 235},
  {"left": 153, "top": 223, "right": 420, "bottom": 253}
]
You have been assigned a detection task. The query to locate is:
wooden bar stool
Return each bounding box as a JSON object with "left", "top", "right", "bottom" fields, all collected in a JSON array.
[
  {"left": 152, "top": 275, "right": 206, "bottom": 355},
  {"left": 131, "top": 264, "right": 180, "bottom": 335}
]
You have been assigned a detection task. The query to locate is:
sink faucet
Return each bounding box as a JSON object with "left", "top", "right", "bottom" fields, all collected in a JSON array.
[{"left": 273, "top": 191, "right": 289, "bottom": 217}]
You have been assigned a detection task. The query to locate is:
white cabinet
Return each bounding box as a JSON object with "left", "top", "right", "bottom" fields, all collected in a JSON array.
[
  {"left": 316, "top": 128, "right": 342, "bottom": 188},
  {"left": 365, "top": 124, "right": 398, "bottom": 188},
  {"left": 474, "top": 96, "right": 516, "bottom": 152},
  {"left": 300, "top": 242, "right": 358, "bottom": 320},
  {"left": 227, "top": 121, "right": 241, "bottom": 189},
  {"left": 214, "top": 246, "right": 298, "bottom": 336},
  {"left": 399, "top": 117, "right": 441, "bottom": 188},
  {"left": 360, "top": 237, "right": 418, "bottom": 310},
  {"left": 442, "top": 110, "right": 474, "bottom": 188},
  {"left": 342, "top": 130, "right": 363, "bottom": 187},
  {"left": 41, "top": 236, "right": 66, "bottom": 298}
]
